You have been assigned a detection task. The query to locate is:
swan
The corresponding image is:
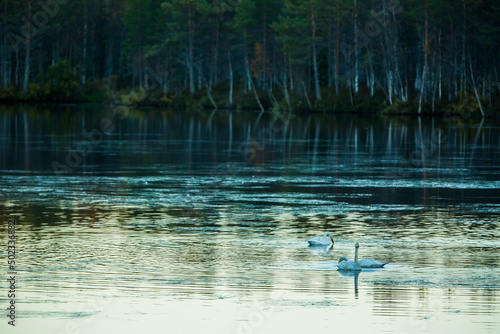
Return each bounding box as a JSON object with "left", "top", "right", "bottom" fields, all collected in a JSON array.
[
  {"left": 337, "top": 242, "right": 361, "bottom": 271},
  {"left": 338, "top": 244, "right": 388, "bottom": 269},
  {"left": 308, "top": 232, "right": 334, "bottom": 247}
]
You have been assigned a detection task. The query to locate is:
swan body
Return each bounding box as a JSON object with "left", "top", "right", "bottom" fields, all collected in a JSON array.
[
  {"left": 308, "top": 232, "right": 334, "bottom": 247},
  {"left": 337, "top": 259, "right": 361, "bottom": 271},
  {"left": 337, "top": 243, "right": 361, "bottom": 271},
  {"left": 339, "top": 256, "right": 388, "bottom": 268}
]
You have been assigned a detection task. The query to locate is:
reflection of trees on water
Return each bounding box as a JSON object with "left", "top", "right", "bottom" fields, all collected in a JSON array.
[
  {"left": 1, "top": 105, "right": 499, "bottom": 268},
  {"left": 0, "top": 105, "right": 497, "bottom": 173}
]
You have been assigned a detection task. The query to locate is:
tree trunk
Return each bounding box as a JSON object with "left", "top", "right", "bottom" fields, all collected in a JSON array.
[
  {"left": 205, "top": 77, "right": 217, "bottom": 110},
  {"left": 196, "top": 64, "right": 217, "bottom": 109},
  {"left": 328, "top": 13, "right": 333, "bottom": 88},
  {"left": 212, "top": 21, "right": 219, "bottom": 86},
  {"left": 1, "top": 0, "right": 8, "bottom": 88},
  {"left": 228, "top": 51, "right": 233, "bottom": 105},
  {"left": 301, "top": 81, "right": 312, "bottom": 108},
  {"left": 251, "top": 77, "right": 265, "bottom": 112},
  {"left": 390, "top": 5, "right": 403, "bottom": 102},
  {"left": 470, "top": 61, "right": 485, "bottom": 117},
  {"left": 387, "top": 70, "right": 393, "bottom": 105},
  {"left": 82, "top": 0, "right": 88, "bottom": 86},
  {"left": 311, "top": 0, "right": 321, "bottom": 101},
  {"left": 243, "top": 30, "right": 252, "bottom": 94},
  {"left": 418, "top": 63, "right": 427, "bottom": 114},
  {"left": 353, "top": 0, "right": 359, "bottom": 94},
  {"left": 368, "top": 49, "right": 374, "bottom": 96},
  {"left": 268, "top": 88, "right": 280, "bottom": 111},
  {"left": 188, "top": 1, "right": 195, "bottom": 94},
  {"left": 262, "top": 0, "right": 267, "bottom": 90},
  {"left": 418, "top": 5, "right": 429, "bottom": 114},
  {"left": 335, "top": 2, "right": 340, "bottom": 94},
  {"left": 438, "top": 28, "right": 442, "bottom": 101},
  {"left": 15, "top": 49, "right": 19, "bottom": 86},
  {"left": 281, "top": 70, "right": 292, "bottom": 111},
  {"left": 23, "top": 0, "right": 32, "bottom": 92},
  {"left": 105, "top": 0, "right": 113, "bottom": 79},
  {"left": 461, "top": 0, "right": 467, "bottom": 93},
  {"left": 200, "top": 66, "right": 204, "bottom": 90}
]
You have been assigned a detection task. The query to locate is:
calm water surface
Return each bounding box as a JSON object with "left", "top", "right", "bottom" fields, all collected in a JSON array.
[{"left": 0, "top": 104, "right": 499, "bottom": 333}]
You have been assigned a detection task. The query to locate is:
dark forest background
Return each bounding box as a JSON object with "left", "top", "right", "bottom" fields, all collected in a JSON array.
[{"left": 1, "top": 0, "right": 499, "bottom": 115}]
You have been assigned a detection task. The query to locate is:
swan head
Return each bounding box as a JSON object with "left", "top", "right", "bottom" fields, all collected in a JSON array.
[
  {"left": 324, "top": 232, "right": 335, "bottom": 243},
  {"left": 355, "top": 242, "right": 359, "bottom": 248}
]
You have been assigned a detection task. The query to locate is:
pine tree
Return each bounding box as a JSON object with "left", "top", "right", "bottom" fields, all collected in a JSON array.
[
  {"left": 272, "top": 0, "right": 323, "bottom": 101},
  {"left": 124, "top": 0, "right": 162, "bottom": 88}
]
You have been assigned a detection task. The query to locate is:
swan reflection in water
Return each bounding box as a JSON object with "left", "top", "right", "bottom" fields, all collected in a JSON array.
[
  {"left": 337, "top": 270, "right": 360, "bottom": 296},
  {"left": 308, "top": 244, "right": 334, "bottom": 257}
]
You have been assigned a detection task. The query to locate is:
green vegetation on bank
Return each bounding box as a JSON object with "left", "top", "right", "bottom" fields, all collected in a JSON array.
[
  {"left": 0, "top": 64, "right": 497, "bottom": 118},
  {"left": 113, "top": 83, "right": 499, "bottom": 117},
  {"left": 0, "top": 1, "right": 499, "bottom": 117}
]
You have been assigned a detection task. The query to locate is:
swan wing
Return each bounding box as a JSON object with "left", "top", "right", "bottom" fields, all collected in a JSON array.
[
  {"left": 359, "top": 258, "right": 388, "bottom": 268},
  {"left": 337, "top": 261, "right": 349, "bottom": 270}
]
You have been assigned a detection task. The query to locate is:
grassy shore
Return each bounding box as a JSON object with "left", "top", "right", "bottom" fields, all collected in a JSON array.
[{"left": 0, "top": 80, "right": 498, "bottom": 119}]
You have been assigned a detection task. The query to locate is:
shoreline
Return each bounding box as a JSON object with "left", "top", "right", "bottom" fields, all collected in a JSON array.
[{"left": 0, "top": 89, "right": 497, "bottom": 120}]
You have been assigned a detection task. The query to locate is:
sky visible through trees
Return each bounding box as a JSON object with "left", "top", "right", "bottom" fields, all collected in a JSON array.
[{"left": 0, "top": 0, "right": 499, "bottom": 113}]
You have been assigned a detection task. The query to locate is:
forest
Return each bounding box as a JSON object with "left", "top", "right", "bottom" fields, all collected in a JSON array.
[{"left": 0, "top": 0, "right": 499, "bottom": 115}]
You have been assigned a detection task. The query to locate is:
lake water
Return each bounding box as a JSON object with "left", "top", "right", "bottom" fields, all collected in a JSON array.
[{"left": 1, "top": 104, "right": 499, "bottom": 333}]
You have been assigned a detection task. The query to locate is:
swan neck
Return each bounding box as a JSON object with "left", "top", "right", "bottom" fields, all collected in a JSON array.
[{"left": 354, "top": 246, "right": 359, "bottom": 264}]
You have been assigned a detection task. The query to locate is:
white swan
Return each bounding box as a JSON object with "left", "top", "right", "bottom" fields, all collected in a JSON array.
[
  {"left": 337, "top": 242, "right": 361, "bottom": 271},
  {"left": 338, "top": 243, "right": 388, "bottom": 269},
  {"left": 308, "top": 232, "right": 334, "bottom": 247}
]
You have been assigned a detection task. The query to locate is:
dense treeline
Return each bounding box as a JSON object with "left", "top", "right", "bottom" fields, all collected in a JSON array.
[{"left": 0, "top": 0, "right": 499, "bottom": 115}]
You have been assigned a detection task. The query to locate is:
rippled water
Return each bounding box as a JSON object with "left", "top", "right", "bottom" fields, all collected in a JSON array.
[{"left": 1, "top": 105, "right": 499, "bottom": 333}]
